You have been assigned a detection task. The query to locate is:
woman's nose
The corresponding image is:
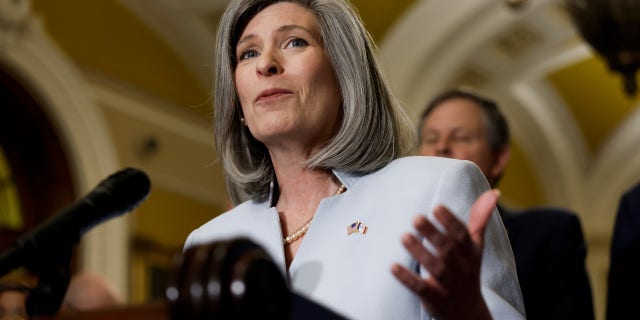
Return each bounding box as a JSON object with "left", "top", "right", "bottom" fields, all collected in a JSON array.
[{"left": 256, "top": 49, "right": 283, "bottom": 76}]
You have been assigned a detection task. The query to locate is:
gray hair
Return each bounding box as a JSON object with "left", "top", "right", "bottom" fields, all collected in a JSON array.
[{"left": 215, "top": 0, "right": 416, "bottom": 204}]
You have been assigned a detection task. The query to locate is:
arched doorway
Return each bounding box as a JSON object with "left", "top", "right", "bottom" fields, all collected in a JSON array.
[{"left": 0, "top": 65, "right": 75, "bottom": 253}]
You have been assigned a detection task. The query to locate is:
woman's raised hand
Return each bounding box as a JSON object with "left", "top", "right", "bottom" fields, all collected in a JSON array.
[{"left": 391, "top": 189, "right": 500, "bottom": 320}]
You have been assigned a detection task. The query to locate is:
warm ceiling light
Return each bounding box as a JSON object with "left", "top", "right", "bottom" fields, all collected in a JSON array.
[{"left": 565, "top": 0, "right": 640, "bottom": 97}]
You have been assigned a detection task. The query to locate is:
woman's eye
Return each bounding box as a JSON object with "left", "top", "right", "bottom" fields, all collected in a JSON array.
[
  {"left": 239, "top": 50, "right": 258, "bottom": 61},
  {"left": 287, "top": 38, "right": 308, "bottom": 48}
]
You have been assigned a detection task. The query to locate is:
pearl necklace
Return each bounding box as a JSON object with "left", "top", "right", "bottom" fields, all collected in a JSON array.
[{"left": 282, "top": 184, "right": 346, "bottom": 245}]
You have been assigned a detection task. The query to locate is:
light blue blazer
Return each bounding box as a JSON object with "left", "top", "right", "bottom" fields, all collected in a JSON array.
[{"left": 185, "top": 156, "right": 525, "bottom": 319}]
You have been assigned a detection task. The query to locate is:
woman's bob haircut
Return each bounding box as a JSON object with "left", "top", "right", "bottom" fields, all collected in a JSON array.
[{"left": 214, "top": 0, "right": 416, "bottom": 204}]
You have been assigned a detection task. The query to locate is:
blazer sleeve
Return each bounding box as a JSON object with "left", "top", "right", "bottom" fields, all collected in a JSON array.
[{"left": 421, "top": 160, "right": 526, "bottom": 319}]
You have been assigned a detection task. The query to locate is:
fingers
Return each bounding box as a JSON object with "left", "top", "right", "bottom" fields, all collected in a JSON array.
[
  {"left": 432, "top": 205, "right": 469, "bottom": 244},
  {"left": 403, "top": 191, "right": 497, "bottom": 281},
  {"left": 468, "top": 189, "right": 500, "bottom": 248},
  {"left": 400, "top": 232, "right": 444, "bottom": 278},
  {"left": 392, "top": 191, "right": 496, "bottom": 320},
  {"left": 413, "top": 214, "right": 447, "bottom": 248},
  {"left": 406, "top": 212, "right": 468, "bottom": 288},
  {"left": 391, "top": 263, "right": 440, "bottom": 299},
  {"left": 411, "top": 189, "right": 499, "bottom": 259}
]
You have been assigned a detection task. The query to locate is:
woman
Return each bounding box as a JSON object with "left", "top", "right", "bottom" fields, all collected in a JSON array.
[{"left": 185, "top": 0, "right": 525, "bottom": 319}]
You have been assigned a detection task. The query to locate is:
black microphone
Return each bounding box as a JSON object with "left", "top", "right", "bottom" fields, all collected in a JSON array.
[{"left": 0, "top": 167, "right": 151, "bottom": 276}]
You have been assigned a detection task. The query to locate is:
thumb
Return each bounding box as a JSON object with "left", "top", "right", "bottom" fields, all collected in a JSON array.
[{"left": 468, "top": 189, "right": 500, "bottom": 249}]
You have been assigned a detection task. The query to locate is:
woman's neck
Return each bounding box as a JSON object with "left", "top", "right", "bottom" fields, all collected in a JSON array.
[
  {"left": 268, "top": 145, "right": 336, "bottom": 209},
  {"left": 274, "top": 165, "right": 336, "bottom": 213}
]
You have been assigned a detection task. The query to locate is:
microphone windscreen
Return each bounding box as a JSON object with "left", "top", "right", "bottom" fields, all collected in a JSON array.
[{"left": 87, "top": 167, "right": 151, "bottom": 215}]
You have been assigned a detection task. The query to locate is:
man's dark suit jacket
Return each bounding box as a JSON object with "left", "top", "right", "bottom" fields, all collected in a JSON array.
[
  {"left": 499, "top": 205, "right": 594, "bottom": 320},
  {"left": 607, "top": 183, "right": 640, "bottom": 320}
]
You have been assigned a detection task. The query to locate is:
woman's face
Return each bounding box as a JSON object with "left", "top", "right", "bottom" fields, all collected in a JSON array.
[{"left": 234, "top": 2, "right": 342, "bottom": 152}]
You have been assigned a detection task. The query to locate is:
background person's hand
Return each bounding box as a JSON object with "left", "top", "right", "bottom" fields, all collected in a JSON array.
[{"left": 391, "top": 189, "right": 500, "bottom": 320}]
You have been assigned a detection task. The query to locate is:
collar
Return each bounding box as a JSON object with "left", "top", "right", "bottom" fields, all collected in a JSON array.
[{"left": 267, "top": 169, "right": 360, "bottom": 207}]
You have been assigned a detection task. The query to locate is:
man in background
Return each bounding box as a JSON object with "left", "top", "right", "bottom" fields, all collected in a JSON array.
[
  {"left": 418, "top": 89, "right": 594, "bottom": 319},
  {"left": 607, "top": 182, "right": 640, "bottom": 319}
]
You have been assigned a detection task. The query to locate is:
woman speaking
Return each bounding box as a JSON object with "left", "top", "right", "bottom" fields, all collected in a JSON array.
[{"left": 184, "top": 0, "right": 525, "bottom": 318}]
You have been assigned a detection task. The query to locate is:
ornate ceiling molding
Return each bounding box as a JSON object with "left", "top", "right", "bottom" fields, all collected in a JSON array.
[
  {"left": 116, "top": 0, "right": 230, "bottom": 88},
  {"left": 378, "top": 0, "right": 638, "bottom": 238},
  {"left": 0, "top": 0, "right": 32, "bottom": 49}
]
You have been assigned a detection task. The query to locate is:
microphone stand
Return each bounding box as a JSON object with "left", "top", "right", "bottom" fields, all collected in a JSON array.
[{"left": 24, "top": 244, "right": 73, "bottom": 317}]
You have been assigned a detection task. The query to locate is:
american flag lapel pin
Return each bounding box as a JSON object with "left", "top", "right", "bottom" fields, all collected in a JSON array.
[{"left": 347, "top": 221, "right": 368, "bottom": 235}]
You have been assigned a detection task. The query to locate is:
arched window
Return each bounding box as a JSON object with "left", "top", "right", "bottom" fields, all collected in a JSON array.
[
  {"left": 0, "top": 147, "right": 22, "bottom": 230},
  {"left": 0, "top": 66, "right": 75, "bottom": 252}
]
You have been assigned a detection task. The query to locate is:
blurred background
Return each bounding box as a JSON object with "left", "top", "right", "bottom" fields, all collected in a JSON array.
[{"left": 0, "top": 0, "right": 638, "bottom": 319}]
